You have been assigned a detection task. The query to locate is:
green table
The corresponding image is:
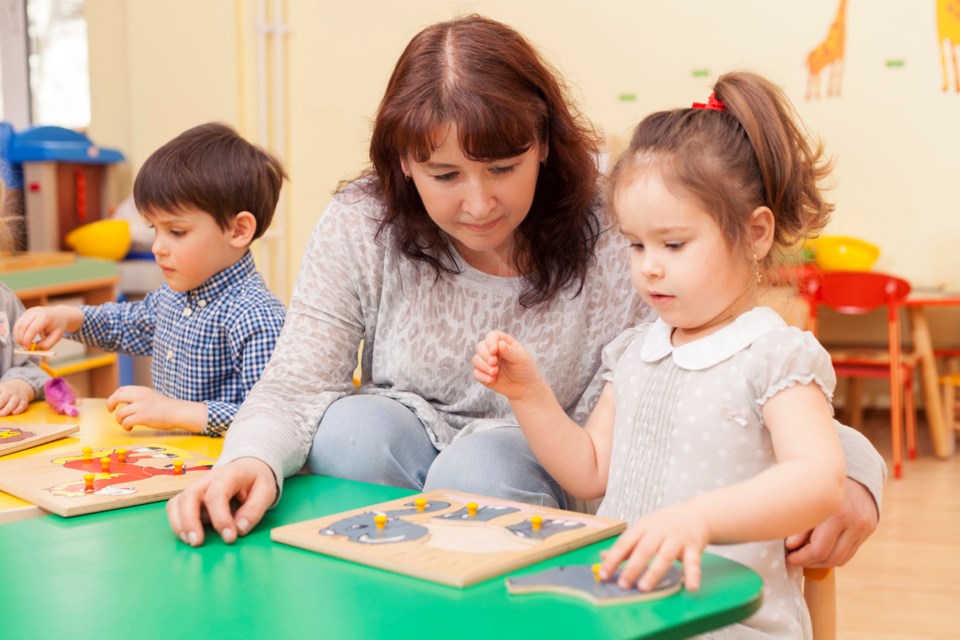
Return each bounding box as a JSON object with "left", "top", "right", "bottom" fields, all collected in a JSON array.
[{"left": 0, "top": 476, "right": 762, "bottom": 639}]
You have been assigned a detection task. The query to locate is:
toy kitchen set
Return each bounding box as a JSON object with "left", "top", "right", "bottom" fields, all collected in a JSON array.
[{"left": 0, "top": 122, "right": 125, "bottom": 254}]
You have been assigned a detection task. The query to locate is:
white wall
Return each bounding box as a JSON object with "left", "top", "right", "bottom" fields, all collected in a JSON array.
[{"left": 86, "top": 1, "right": 960, "bottom": 330}]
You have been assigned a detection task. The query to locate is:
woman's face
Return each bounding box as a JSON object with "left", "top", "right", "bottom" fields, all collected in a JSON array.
[{"left": 401, "top": 123, "right": 545, "bottom": 277}]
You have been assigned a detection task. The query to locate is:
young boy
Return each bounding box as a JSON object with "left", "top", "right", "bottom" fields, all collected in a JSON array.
[{"left": 14, "top": 123, "right": 287, "bottom": 436}]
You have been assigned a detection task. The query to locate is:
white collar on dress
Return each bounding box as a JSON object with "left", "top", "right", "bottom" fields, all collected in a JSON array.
[{"left": 640, "top": 306, "right": 787, "bottom": 371}]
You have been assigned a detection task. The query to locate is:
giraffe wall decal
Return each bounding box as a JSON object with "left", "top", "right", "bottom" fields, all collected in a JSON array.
[
  {"left": 938, "top": 0, "right": 960, "bottom": 92},
  {"left": 806, "top": 0, "right": 848, "bottom": 100}
]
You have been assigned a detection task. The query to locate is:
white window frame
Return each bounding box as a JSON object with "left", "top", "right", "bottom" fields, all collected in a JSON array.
[{"left": 0, "top": 0, "right": 31, "bottom": 128}]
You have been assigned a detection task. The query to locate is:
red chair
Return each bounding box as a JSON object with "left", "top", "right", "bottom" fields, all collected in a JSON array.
[{"left": 800, "top": 270, "right": 920, "bottom": 478}]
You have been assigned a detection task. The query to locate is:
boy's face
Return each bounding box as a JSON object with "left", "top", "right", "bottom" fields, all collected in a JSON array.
[{"left": 144, "top": 208, "right": 245, "bottom": 292}]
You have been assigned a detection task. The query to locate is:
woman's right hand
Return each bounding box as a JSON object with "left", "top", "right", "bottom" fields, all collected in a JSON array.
[{"left": 166, "top": 457, "right": 278, "bottom": 546}]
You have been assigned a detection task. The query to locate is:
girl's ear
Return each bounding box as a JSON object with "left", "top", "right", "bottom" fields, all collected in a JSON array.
[
  {"left": 749, "top": 206, "right": 775, "bottom": 260},
  {"left": 400, "top": 157, "right": 410, "bottom": 179},
  {"left": 230, "top": 211, "right": 258, "bottom": 248}
]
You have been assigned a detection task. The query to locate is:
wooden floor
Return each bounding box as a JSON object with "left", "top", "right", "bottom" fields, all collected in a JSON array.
[{"left": 835, "top": 414, "right": 959, "bottom": 639}]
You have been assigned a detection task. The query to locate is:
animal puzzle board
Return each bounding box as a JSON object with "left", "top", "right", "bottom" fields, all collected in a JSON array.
[
  {"left": 0, "top": 422, "right": 79, "bottom": 456},
  {"left": 270, "top": 489, "right": 626, "bottom": 587},
  {"left": 0, "top": 443, "right": 214, "bottom": 517}
]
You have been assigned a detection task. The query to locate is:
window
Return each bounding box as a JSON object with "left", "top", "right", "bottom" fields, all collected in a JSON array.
[
  {"left": 0, "top": 0, "right": 90, "bottom": 129},
  {"left": 26, "top": 0, "right": 89, "bottom": 128},
  {"left": 0, "top": 0, "right": 30, "bottom": 126}
]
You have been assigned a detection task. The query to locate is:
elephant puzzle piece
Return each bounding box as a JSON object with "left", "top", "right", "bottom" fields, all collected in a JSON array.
[
  {"left": 271, "top": 489, "right": 626, "bottom": 587},
  {"left": 507, "top": 564, "right": 684, "bottom": 605}
]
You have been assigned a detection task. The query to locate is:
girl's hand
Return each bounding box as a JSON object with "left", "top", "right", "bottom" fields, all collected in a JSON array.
[
  {"left": 0, "top": 379, "right": 32, "bottom": 416},
  {"left": 472, "top": 330, "right": 544, "bottom": 401},
  {"left": 599, "top": 502, "right": 709, "bottom": 592}
]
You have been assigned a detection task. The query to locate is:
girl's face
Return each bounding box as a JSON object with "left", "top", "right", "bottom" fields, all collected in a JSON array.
[
  {"left": 401, "top": 123, "right": 545, "bottom": 277},
  {"left": 614, "top": 170, "right": 758, "bottom": 346}
]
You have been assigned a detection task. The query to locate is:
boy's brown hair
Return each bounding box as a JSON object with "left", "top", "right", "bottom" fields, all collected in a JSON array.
[{"left": 133, "top": 123, "right": 286, "bottom": 241}]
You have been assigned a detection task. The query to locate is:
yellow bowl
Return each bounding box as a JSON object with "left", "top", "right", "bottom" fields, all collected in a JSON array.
[
  {"left": 809, "top": 235, "right": 879, "bottom": 272},
  {"left": 65, "top": 219, "right": 132, "bottom": 261}
]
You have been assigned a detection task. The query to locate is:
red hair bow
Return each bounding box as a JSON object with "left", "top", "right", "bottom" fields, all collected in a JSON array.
[{"left": 692, "top": 93, "right": 726, "bottom": 111}]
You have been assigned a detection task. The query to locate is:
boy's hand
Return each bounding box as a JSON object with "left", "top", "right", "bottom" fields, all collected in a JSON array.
[
  {"left": 0, "top": 379, "right": 34, "bottom": 416},
  {"left": 472, "top": 330, "right": 544, "bottom": 401},
  {"left": 167, "top": 457, "right": 277, "bottom": 546},
  {"left": 13, "top": 305, "right": 82, "bottom": 351},
  {"left": 599, "top": 502, "right": 709, "bottom": 592},
  {"left": 107, "top": 386, "right": 207, "bottom": 433}
]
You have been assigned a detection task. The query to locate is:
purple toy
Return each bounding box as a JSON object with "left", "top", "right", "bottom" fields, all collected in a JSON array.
[{"left": 45, "top": 377, "right": 80, "bottom": 417}]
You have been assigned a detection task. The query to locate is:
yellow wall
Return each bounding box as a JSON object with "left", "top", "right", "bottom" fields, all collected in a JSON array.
[{"left": 85, "top": 0, "right": 960, "bottom": 316}]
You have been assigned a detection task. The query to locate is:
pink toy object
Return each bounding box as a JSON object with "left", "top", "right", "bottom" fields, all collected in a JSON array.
[{"left": 45, "top": 377, "right": 80, "bottom": 417}]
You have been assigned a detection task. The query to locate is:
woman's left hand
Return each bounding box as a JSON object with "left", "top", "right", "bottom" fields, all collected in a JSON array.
[{"left": 784, "top": 478, "right": 879, "bottom": 568}]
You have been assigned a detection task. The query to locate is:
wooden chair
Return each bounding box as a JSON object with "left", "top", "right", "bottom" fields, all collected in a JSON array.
[
  {"left": 804, "top": 568, "right": 836, "bottom": 640},
  {"left": 940, "top": 372, "right": 960, "bottom": 434},
  {"left": 800, "top": 270, "right": 920, "bottom": 478}
]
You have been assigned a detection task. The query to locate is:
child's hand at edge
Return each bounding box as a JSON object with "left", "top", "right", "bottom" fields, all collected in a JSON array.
[
  {"left": 0, "top": 379, "right": 33, "bottom": 416},
  {"left": 12, "top": 306, "right": 78, "bottom": 351},
  {"left": 107, "top": 386, "right": 207, "bottom": 433},
  {"left": 599, "top": 502, "right": 709, "bottom": 592},
  {"left": 472, "top": 330, "right": 544, "bottom": 401}
]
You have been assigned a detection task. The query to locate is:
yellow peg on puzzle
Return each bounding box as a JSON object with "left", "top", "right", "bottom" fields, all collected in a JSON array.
[
  {"left": 100, "top": 457, "right": 111, "bottom": 472},
  {"left": 82, "top": 447, "right": 93, "bottom": 462},
  {"left": 83, "top": 473, "right": 95, "bottom": 492},
  {"left": 592, "top": 563, "right": 602, "bottom": 583},
  {"left": 466, "top": 502, "right": 478, "bottom": 517},
  {"left": 173, "top": 460, "right": 185, "bottom": 475},
  {"left": 374, "top": 514, "right": 388, "bottom": 530},
  {"left": 117, "top": 448, "right": 127, "bottom": 463},
  {"left": 415, "top": 497, "right": 427, "bottom": 512},
  {"left": 530, "top": 515, "right": 543, "bottom": 532}
]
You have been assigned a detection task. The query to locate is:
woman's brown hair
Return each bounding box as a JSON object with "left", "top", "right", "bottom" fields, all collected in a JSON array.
[{"left": 364, "top": 15, "right": 603, "bottom": 306}]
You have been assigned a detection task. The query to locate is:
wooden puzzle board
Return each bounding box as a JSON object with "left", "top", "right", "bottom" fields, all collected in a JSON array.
[
  {"left": 0, "top": 422, "right": 79, "bottom": 457},
  {"left": 270, "top": 489, "right": 626, "bottom": 587},
  {"left": 0, "top": 443, "right": 214, "bottom": 517}
]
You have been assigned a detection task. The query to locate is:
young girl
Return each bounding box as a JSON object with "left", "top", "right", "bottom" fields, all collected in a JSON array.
[
  {"left": 473, "top": 71, "right": 844, "bottom": 638},
  {"left": 0, "top": 180, "right": 48, "bottom": 415}
]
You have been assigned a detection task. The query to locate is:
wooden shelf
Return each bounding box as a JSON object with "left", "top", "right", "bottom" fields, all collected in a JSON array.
[{"left": 41, "top": 352, "right": 118, "bottom": 377}]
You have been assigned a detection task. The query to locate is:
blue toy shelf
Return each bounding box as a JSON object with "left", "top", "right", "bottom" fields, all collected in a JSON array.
[{"left": 0, "top": 122, "right": 124, "bottom": 188}]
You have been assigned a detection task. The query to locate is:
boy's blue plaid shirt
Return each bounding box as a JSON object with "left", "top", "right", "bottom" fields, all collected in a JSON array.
[{"left": 72, "top": 252, "right": 285, "bottom": 436}]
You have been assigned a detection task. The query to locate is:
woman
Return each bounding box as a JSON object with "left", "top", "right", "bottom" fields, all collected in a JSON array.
[{"left": 167, "top": 17, "right": 883, "bottom": 567}]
